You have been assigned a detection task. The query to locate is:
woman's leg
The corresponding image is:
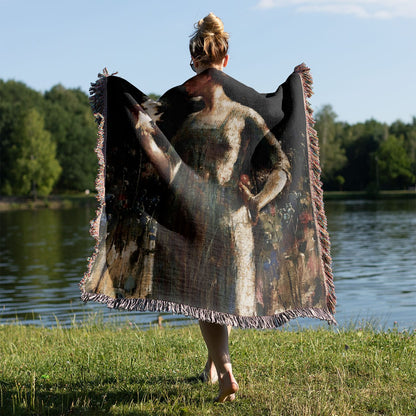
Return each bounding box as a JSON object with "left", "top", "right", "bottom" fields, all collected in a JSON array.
[
  {"left": 199, "top": 321, "right": 239, "bottom": 402},
  {"left": 200, "top": 325, "right": 232, "bottom": 384},
  {"left": 200, "top": 354, "right": 218, "bottom": 384}
]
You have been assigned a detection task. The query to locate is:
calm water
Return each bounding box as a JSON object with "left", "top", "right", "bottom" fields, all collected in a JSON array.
[{"left": 0, "top": 198, "right": 415, "bottom": 330}]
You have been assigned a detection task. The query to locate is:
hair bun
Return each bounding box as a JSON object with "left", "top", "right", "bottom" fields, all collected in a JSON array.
[
  {"left": 197, "top": 12, "right": 225, "bottom": 36},
  {"left": 189, "top": 13, "right": 229, "bottom": 64}
]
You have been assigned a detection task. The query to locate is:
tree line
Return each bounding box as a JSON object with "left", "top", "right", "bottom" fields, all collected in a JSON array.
[
  {"left": 0, "top": 80, "right": 415, "bottom": 197},
  {"left": 0, "top": 80, "right": 97, "bottom": 197},
  {"left": 315, "top": 105, "right": 415, "bottom": 191}
]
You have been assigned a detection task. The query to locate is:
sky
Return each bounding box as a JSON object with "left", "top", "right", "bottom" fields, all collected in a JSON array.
[{"left": 1, "top": 0, "right": 415, "bottom": 125}]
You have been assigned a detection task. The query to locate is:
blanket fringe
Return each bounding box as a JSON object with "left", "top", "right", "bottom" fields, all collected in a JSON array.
[
  {"left": 81, "top": 290, "right": 337, "bottom": 329},
  {"left": 79, "top": 69, "right": 113, "bottom": 289},
  {"left": 295, "top": 63, "right": 336, "bottom": 314}
]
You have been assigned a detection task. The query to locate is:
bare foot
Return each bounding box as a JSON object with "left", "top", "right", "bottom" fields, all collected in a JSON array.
[
  {"left": 199, "top": 358, "right": 218, "bottom": 384},
  {"left": 215, "top": 373, "right": 239, "bottom": 403}
]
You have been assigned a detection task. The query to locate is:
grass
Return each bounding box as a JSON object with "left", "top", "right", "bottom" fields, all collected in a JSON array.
[{"left": 0, "top": 319, "right": 415, "bottom": 416}]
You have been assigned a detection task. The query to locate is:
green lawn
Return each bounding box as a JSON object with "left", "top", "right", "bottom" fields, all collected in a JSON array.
[{"left": 1, "top": 320, "right": 415, "bottom": 415}]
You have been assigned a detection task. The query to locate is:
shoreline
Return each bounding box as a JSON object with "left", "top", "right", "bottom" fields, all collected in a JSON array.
[
  {"left": 0, "top": 190, "right": 415, "bottom": 211},
  {"left": 0, "top": 194, "right": 97, "bottom": 211},
  {"left": 323, "top": 190, "right": 416, "bottom": 200}
]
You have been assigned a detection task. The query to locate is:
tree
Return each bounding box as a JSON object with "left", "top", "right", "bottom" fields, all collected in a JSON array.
[
  {"left": 376, "top": 135, "right": 415, "bottom": 189},
  {"left": 389, "top": 118, "right": 416, "bottom": 182},
  {"left": 341, "top": 119, "right": 387, "bottom": 191},
  {"left": 0, "top": 102, "right": 20, "bottom": 194},
  {"left": 147, "top": 93, "right": 160, "bottom": 101},
  {"left": 314, "top": 105, "right": 347, "bottom": 188},
  {"left": 10, "top": 108, "right": 61, "bottom": 197},
  {"left": 0, "top": 79, "right": 44, "bottom": 109},
  {"left": 44, "top": 85, "right": 97, "bottom": 191},
  {"left": 0, "top": 80, "right": 45, "bottom": 194}
]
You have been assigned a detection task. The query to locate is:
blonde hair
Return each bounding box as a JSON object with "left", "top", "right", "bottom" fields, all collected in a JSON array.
[{"left": 189, "top": 12, "right": 229, "bottom": 65}]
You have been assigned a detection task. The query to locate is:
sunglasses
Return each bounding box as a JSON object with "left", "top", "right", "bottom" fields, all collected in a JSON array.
[{"left": 190, "top": 59, "right": 196, "bottom": 73}]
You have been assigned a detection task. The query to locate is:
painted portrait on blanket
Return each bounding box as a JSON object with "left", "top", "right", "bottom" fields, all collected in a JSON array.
[{"left": 81, "top": 63, "right": 335, "bottom": 328}]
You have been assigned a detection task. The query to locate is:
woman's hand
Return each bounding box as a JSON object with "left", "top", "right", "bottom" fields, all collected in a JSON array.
[
  {"left": 125, "top": 93, "right": 155, "bottom": 135},
  {"left": 239, "top": 175, "right": 260, "bottom": 224},
  {"left": 124, "top": 93, "right": 181, "bottom": 184}
]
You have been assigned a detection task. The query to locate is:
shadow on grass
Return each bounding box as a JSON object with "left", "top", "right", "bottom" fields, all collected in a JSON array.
[{"left": 1, "top": 374, "right": 209, "bottom": 416}]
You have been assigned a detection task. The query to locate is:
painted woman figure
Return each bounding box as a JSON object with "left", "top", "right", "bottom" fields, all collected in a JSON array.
[
  {"left": 126, "top": 13, "right": 290, "bottom": 402},
  {"left": 172, "top": 71, "right": 290, "bottom": 313}
]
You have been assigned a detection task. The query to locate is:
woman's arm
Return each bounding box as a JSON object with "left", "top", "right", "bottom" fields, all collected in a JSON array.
[
  {"left": 239, "top": 122, "right": 290, "bottom": 222},
  {"left": 125, "top": 93, "right": 182, "bottom": 184}
]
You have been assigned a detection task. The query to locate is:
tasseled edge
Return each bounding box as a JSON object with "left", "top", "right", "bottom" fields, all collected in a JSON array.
[
  {"left": 79, "top": 69, "right": 114, "bottom": 290},
  {"left": 294, "top": 63, "right": 336, "bottom": 316},
  {"left": 80, "top": 290, "right": 337, "bottom": 329}
]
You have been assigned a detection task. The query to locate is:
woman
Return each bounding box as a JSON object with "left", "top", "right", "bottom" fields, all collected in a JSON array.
[
  {"left": 127, "top": 12, "right": 289, "bottom": 402},
  {"left": 83, "top": 11, "right": 336, "bottom": 405}
]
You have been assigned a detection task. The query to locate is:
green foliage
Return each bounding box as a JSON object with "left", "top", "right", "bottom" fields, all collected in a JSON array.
[
  {"left": 314, "top": 105, "right": 416, "bottom": 191},
  {"left": 0, "top": 80, "right": 96, "bottom": 196},
  {"left": 44, "top": 85, "right": 97, "bottom": 191},
  {"left": 0, "top": 79, "right": 44, "bottom": 109},
  {"left": 314, "top": 105, "right": 347, "bottom": 183},
  {"left": 376, "top": 135, "right": 415, "bottom": 189},
  {"left": 8, "top": 108, "right": 61, "bottom": 197},
  {"left": 147, "top": 92, "right": 161, "bottom": 101},
  {"left": 0, "top": 80, "right": 46, "bottom": 195}
]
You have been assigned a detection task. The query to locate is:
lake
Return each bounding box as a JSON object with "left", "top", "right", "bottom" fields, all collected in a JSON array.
[{"left": 1, "top": 198, "right": 415, "bottom": 330}]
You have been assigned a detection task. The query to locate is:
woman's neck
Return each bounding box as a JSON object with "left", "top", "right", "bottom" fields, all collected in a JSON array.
[
  {"left": 196, "top": 62, "right": 223, "bottom": 75},
  {"left": 203, "top": 86, "right": 229, "bottom": 112}
]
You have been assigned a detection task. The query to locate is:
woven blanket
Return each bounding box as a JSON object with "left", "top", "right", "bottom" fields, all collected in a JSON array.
[{"left": 80, "top": 64, "right": 336, "bottom": 328}]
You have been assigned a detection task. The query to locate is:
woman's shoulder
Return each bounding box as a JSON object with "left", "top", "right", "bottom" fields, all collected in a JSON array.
[{"left": 228, "top": 101, "right": 266, "bottom": 125}]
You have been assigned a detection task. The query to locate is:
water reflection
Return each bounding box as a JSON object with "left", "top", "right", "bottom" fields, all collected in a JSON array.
[
  {"left": 325, "top": 199, "right": 416, "bottom": 329},
  {"left": 0, "top": 206, "right": 192, "bottom": 327},
  {"left": 0, "top": 198, "right": 415, "bottom": 329}
]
